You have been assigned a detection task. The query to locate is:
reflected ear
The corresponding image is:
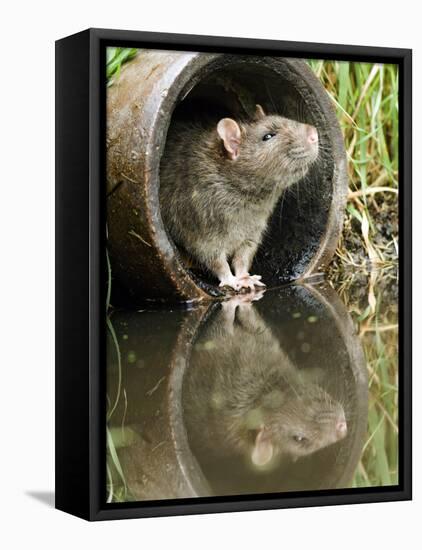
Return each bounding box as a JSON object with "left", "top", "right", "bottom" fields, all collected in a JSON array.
[
  {"left": 217, "top": 118, "right": 241, "bottom": 160},
  {"left": 251, "top": 427, "right": 274, "bottom": 467},
  {"left": 254, "top": 104, "right": 266, "bottom": 120}
]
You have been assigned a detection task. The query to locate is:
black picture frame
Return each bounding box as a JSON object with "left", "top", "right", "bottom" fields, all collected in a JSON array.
[{"left": 55, "top": 28, "right": 412, "bottom": 521}]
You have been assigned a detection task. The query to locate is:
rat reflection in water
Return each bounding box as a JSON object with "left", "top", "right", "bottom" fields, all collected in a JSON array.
[
  {"left": 107, "top": 283, "right": 368, "bottom": 501},
  {"left": 183, "top": 293, "right": 348, "bottom": 475}
]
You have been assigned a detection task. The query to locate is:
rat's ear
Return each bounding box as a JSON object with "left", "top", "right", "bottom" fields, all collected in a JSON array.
[
  {"left": 254, "top": 104, "right": 266, "bottom": 120},
  {"left": 251, "top": 427, "right": 274, "bottom": 467},
  {"left": 217, "top": 118, "right": 241, "bottom": 160}
]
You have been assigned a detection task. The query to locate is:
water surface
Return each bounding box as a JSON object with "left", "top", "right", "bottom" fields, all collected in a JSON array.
[{"left": 106, "top": 272, "right": 398, "bottom": 502}]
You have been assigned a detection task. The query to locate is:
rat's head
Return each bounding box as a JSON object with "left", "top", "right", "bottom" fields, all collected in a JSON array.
[
  {"left": 245, "top": 383, "right": 347, "bottom": 468},
  {"left": 217, "top": 104, "right": 319, "bottom": 189}
]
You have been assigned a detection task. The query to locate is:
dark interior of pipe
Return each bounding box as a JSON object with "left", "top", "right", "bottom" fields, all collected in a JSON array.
[{"left": 160, "top": 62, "right": 335, "bottom": 293}]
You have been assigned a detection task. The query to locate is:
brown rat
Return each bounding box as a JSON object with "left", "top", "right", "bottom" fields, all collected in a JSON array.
[
  {"left": 160, "top": 105, "right": 319, "bottom": 291},
  {"left": 182, "top": 296, "right": 347, "bottom": 468}
]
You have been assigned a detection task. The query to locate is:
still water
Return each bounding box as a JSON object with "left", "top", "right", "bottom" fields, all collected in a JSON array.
[{"left": 106, "top": 272, "right": 398, "bottom": 502}]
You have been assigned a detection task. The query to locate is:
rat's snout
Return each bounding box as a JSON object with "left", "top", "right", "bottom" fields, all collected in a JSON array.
[
  {"left": 306, "top": 125, "right": 318, "bottom": 145},
  {"left": 335, "top": 417, "right": 348, "bottom": 440}
]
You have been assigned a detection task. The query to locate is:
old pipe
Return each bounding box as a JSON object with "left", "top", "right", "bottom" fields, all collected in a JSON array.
[{"left": 107, "top": 51, "right": 348, "bottom": 304}]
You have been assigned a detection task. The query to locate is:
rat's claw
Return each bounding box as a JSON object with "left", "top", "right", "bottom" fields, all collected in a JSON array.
[
  {"left": 238, "top": 278, "right": 256, "bottom": 292},
  {"left": 237, "top": 274, "right": 266, "bottom": 289},
  {"left": 223, "top": 289, "right": 265, "bottom": 309},
  {"left": 219, "top": 274, "right": 242, "bottom": 292},
  {"left": 219, "top": 274, "right": 266, "bottom": 293},
  {"left": 248, "top": 274, "right": 266, "bottom": 287},
  {"left": 250, "top": 289, "right": 266, "bottom": 302}
]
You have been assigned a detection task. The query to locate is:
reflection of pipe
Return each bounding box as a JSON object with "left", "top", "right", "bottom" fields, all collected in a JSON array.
[
  {"left": 107, "top": 306, "right": 212, "bottom": 500},
  {"left": 107, "top": 51, "right": 347, "bottom": 303},
  {"left": 167, "top": 305, "right": 216, "bottom": 497},
  {"left": 109, "top": 283, "right": 367, "bottom": 501},
  {"left": 302, "top": 281, "right": 368, "bottom": 489}
]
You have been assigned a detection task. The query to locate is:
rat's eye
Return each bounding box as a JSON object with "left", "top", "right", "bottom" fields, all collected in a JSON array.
[
  {"left": 292, "top": 435, "right": 307, "bottom": 443},
  {"left": 262, "top": 132, "right": 276, "bottom": 141}
]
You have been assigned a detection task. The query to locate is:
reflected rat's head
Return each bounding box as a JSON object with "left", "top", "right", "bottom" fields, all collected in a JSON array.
[
  {"left": 217, "top": 104, "right": 319, "bottom": 188},
  {"left": 248, "top": 384, "right": 347, "bottom": 468}
]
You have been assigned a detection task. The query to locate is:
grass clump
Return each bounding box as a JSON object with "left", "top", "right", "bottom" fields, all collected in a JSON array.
[
  {"left": 308, "top": 61, "right": 399, "bottom": 487},
  {"left": 106, "top": 47, "right": 138, "bottom": 86},
  {"left": 331, "top": 269, "right": 398, "bottom": 488},
  {"left": 308, "top": 60, "right": 399, "bottom": 271}
]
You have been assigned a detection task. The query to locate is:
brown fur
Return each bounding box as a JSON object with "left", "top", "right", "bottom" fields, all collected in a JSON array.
[
  {"left": 183, "top": 299, "right": 347, "bottom": 467},
  {"left": 160, "top": 108, "right": 318, "bottom": 290}
]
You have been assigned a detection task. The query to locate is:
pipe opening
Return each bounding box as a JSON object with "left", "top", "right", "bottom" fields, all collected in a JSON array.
[{"left": 159, "top": 61, "right": 335, "bottom": 294}]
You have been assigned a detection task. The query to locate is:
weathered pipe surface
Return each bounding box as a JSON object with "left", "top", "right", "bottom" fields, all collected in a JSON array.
[{"left": 107, "top": 51, "right": 348, "bottom": 304}]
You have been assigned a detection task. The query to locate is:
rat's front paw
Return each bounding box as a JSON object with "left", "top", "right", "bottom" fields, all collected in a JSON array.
[
  {"left": 238, "top": 274, "right": 266, "bottom": 290},
  {"left": 219, "top": 274, "right": 266, "bottom": 293},
  {"left": 223, "top": 291, "right": 263, "bottom": 308},
  {"left": 219, "top": 274, "right": 242, "bottom": 292}
]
